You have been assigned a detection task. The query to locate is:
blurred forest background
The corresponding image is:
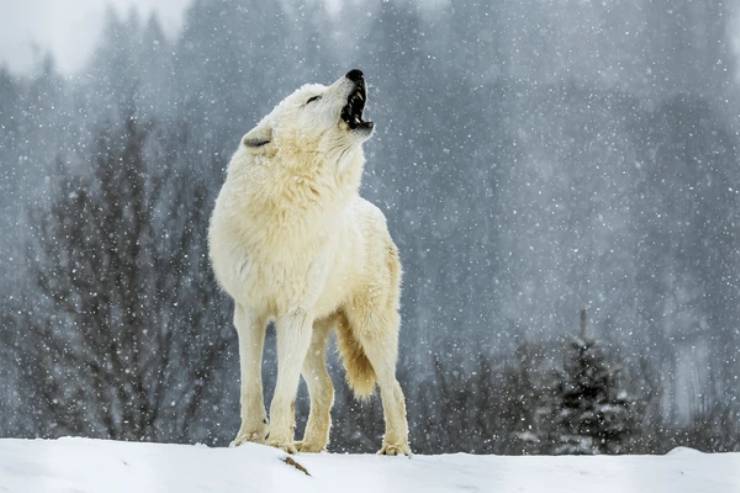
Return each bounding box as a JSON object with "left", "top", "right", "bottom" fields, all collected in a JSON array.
[{"left": 1, "top": 0, "right": 739, "bottom": 454}]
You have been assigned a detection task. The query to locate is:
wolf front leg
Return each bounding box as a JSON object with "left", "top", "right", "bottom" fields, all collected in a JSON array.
[
  {"left": 231, "top": 304, "right": 268, "bottom": 447},
  {"left": 267, "top": 307, "right": 314, "bottom": 453}
]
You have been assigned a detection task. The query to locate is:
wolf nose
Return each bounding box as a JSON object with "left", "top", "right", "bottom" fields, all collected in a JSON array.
[{"left": 346, "top": 69, "right": 364, "bottom": 82}]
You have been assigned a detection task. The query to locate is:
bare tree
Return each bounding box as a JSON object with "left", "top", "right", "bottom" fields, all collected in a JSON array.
[{"left": 12, "top": 108, "right": 233, "bottom": 442}]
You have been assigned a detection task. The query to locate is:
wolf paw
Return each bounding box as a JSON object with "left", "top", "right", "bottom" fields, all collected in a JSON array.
[
  {"left": 295, "top": 440, "right": 327, "bottom": 453},
  {"left": 230, "top": 427, "right": 268, "bottom": 447},
  {"left": 267, "top": 439, "right": 298, "bottom": 454},
  {"left": 378, "top": 442, "right": 411, "bottom": 456}
]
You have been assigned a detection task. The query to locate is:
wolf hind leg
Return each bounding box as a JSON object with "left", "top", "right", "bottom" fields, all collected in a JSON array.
[
  {"left": 345, "top": 306, "right": 410, "bottom": 456},
  {"left": 297, "top": 316, "right": 335, "bottom": 452}
]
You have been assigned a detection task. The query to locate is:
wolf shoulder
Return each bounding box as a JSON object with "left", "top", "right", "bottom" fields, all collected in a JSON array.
[
  {"left": 349, "top": 196, "right": 395, "bottom": 243},
  {"left": 350, "top": 196, "right": 385, "bottom": 225}
]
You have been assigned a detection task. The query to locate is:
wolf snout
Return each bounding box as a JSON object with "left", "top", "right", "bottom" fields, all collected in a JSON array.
[
  {"left": 345, "top": 69, "right": 364, "bottom": 82},
  {"left": 340, "top": 69, "right": 372, "bottom": 131}
]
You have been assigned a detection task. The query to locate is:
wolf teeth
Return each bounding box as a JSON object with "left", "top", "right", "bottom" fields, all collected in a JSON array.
[{"left": 342, "top": 85, "right": 368, "bottom": 128}]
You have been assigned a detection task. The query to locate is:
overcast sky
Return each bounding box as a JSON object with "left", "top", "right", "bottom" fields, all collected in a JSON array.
[{"left": 0, "top": 0, "right": 191, "bottom": 75}]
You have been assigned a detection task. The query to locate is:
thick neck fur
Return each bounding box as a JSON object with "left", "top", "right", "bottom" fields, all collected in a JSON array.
[{"left": 223, "top": 141, "right": 365, "bottom": 239}]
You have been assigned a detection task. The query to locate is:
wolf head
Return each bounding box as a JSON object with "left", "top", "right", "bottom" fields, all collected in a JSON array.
[{"left": 240, "top": 70, "right": 374, "bottom": 169}]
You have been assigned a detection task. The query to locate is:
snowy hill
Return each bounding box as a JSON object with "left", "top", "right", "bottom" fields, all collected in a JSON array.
[{"left": 0, "top": 438, "right": 738, "bottom": 493}]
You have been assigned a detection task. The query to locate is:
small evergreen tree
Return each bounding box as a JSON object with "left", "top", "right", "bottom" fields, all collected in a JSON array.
[{"left": 540, "top": 308, "right": 638, "bottom": 454}]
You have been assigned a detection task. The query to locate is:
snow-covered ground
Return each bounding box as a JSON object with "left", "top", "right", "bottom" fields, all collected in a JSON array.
[{"left": 0, "top": 438, "right": 738, "bottom": 493}]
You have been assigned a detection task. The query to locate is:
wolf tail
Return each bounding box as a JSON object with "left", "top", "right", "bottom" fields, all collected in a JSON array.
[{"left": 335, "top": 310, "right": 376, "bottom": 399}]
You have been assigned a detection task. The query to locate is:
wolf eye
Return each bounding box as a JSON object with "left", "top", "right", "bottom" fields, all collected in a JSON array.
[{"left": 306, "top": 95, "right": 322, "bottom": 105}]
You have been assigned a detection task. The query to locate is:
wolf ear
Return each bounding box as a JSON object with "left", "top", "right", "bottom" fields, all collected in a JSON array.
[{"left": 243, "top": 124, "right": 272, "bottom": 149}]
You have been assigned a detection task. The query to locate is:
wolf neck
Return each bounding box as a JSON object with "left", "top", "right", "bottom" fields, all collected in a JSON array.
[{"left": 228, "top": 145, "right": 365, "bottom": 232}]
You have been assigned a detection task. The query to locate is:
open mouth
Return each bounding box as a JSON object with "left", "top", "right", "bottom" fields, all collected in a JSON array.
[{"left": 341, "top": 80, "right": 374, "bottom": 131}]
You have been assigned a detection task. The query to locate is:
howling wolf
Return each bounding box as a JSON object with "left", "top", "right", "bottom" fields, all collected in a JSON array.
[{"left": 208, "top": 70, "right": 410, "bottom": 455}]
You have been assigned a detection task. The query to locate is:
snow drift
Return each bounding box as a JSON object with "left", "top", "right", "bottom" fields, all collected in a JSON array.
[{"left": 0, "top": 437, "right": 738, "bottom": 493}]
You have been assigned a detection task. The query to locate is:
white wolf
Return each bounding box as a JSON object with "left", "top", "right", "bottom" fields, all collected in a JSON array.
[{"left": 208, "top": 70, "right": 410, "bottom": 455}]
